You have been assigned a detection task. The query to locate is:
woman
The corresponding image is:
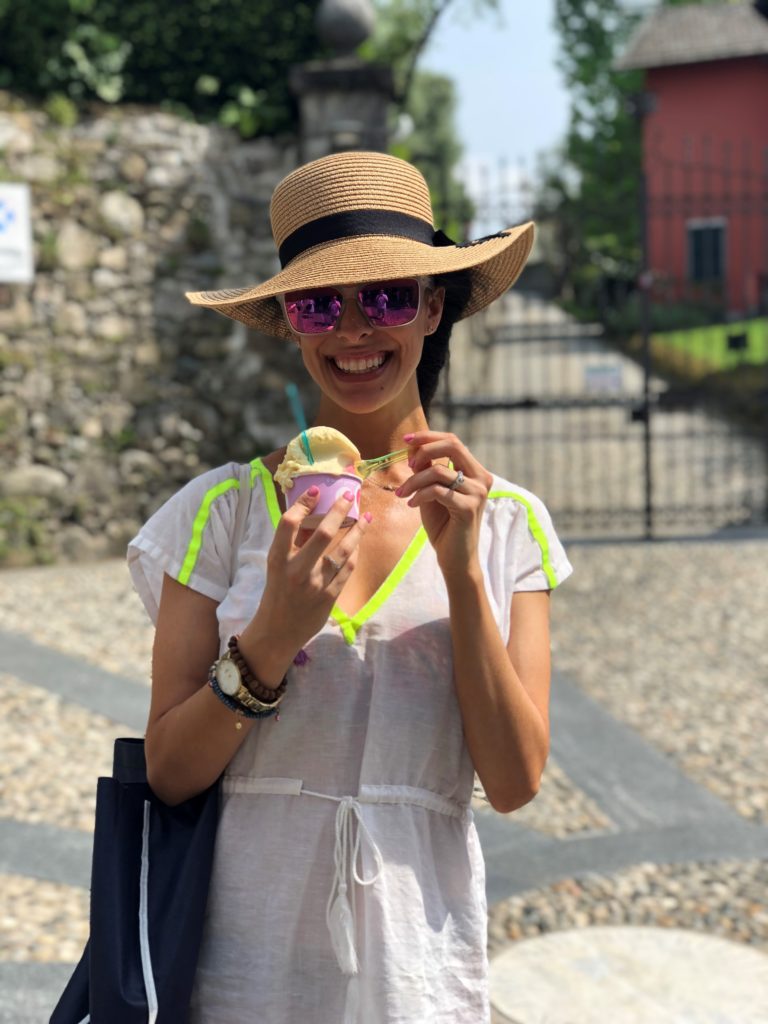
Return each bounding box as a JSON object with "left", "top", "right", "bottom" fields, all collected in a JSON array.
[{"left": 128, "top": 151, "right": 573, "bottom": 1023}]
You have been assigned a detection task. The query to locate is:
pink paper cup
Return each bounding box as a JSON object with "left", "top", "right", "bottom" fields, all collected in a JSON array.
[{"left": 285, "top": 472, "right": 362, "bottom": 528}]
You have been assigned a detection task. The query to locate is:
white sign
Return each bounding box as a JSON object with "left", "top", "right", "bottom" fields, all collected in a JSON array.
[
  {"left": 584, "top": 363, "right": 624, "bottom": 395},
  {"left": 0, "top": 183, "right": 34, "bottom": 284}
]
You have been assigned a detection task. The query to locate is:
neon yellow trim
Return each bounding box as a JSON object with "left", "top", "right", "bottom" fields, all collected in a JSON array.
[
  {"left": 255, "top": 459, "right": 428, "bottom": 644},
  {"left": 252, "top": 458, "right": 281, "bottom": 528},
  {"left": 330, "top": 527, "right": 428, "bottom": 645},
  {"left": 488, "top": 490, "right": 559, "bottom": 589},
  {"left": 179, "top": 476, "right": 241, "bottom": 585}
]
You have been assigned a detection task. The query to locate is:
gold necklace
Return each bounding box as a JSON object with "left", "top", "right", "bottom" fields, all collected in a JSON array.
[
  {"left": 365, "top": 479, "right": 400, "bottom": 492},
  {"left": 363, "top": 470, "right": 405, "bottom": 493}
]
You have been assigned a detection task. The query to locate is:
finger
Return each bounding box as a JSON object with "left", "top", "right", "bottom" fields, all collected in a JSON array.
[
  {"left": 329, "top": 508, "right": 373, "bottom": 562},
  {"left": 406, "top": 483, "right": 475, "bottom": 512},
  {"left": 405, "top": 430, "right": 468, "bottom": 461},
  {"left": 408, "top": 438, "right": 487, "bottom": 481},
  {"left": 272, "top": 486, "right": 322, "bottom": 555},
  {"left": 397, "top": 463, "right": 480, "bottom": 500},
  {"left": 403, "top": 430, "right": 451, "bottom": 446},
  {"left": 296, "top": 490, "right": 357, "bottom": 565},
  {"left": 317, "top": 509, "right": 372, "bottom": 590},
  {"left": 320, "top": 551, "right": 347, "bottom": 586}
]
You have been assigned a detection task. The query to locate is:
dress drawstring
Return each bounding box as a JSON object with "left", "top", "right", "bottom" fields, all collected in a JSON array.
[
  {"left": 310, "top": 794, "right": 383, "bottom": 974},
  {"left": 303, "top": 792, "right": 383, "bottom": 1023}
]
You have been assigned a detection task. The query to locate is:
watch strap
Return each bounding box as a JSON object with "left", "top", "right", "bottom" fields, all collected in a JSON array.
[{"left": 208, "top": 668, "right": 278, "bottom": 720}]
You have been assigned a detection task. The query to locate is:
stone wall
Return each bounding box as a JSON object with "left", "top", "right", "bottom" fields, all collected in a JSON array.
[{"left": 0, "top": 94, "right": 308, "bottom": 566}]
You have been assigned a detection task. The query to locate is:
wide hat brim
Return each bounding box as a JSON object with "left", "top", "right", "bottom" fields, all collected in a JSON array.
[{"left": 185, "top": 223, "right": 535, "bottom": 340}]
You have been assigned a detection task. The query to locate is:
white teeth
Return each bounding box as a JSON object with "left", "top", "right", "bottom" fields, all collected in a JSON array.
[{"left": 333, "top": 353, "right": 386, "bottom": 374}]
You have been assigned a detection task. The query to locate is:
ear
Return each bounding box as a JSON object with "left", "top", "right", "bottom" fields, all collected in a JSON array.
[{"left": 424, "top": 285, "right": 445, "bottom": 334}]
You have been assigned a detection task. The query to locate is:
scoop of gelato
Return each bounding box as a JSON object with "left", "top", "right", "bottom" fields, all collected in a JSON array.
[{"left": 275, "top": 426, "right": 362, "bottom": 493}]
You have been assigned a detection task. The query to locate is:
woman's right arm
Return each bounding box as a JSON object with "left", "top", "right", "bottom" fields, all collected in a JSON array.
[
  {"left": 145, "top": 487, "right": 369, "bottom": 805},
  {"left": 144, "top": 574, "right": 258, "bottom": 805}
]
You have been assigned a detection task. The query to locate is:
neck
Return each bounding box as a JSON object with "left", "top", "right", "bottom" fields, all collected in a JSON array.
[{"left": 313, "top": 395, "right": 429, "bottom": 461}]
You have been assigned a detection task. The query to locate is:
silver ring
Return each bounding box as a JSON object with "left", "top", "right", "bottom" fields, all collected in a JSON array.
[
  {"left": 446, "top": 470, "right": 465, "bottom": 493},
  {"left": 323, "top": 554, "right": 343, "bottom": 577}
]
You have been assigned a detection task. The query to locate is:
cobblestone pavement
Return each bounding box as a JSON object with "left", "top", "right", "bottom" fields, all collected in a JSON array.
[{"left": 1, "top": 535, "right": 767, "bottom": 1020}]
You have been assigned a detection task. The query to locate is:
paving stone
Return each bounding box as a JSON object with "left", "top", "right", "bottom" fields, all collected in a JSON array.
[{"left": 489, "top": 925, "right": 768, "bottom": 1024}]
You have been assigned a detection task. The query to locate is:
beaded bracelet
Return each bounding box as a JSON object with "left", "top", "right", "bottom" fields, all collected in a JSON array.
[
  {"left": 208, "top": 673, "right": 279, "bottom": 729},
  {"left": 227, "top": 634, "right": 288, "bottom": 702}
]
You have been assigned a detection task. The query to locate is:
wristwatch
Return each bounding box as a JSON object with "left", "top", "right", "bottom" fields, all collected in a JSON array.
[{"left": 209, "top": 650, "right": 285, "bottom": 713}]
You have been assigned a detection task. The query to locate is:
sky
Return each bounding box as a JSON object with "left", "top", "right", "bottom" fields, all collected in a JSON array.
[{"left": 420, "top": 0, "right": 570, "bottom": 227}]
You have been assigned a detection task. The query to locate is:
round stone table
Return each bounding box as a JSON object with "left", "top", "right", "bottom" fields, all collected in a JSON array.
[{"left": 489, "top": 926, "right": 768, "bottom": 1024}]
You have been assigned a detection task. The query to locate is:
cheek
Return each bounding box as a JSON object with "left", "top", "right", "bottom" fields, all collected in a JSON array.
[{"left": 300, "top": 346, "right": 325, "bottom": 381}]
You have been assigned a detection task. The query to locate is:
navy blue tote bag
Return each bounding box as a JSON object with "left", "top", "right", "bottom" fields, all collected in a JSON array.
[{"left": 50, "top": 736, "right": 219, "bottom": 1024}]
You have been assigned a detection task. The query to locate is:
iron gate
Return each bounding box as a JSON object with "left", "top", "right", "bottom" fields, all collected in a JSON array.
[
  {"left": 433, "top": 153, "right": 768, "bottom": 540},
  {"left": 434, "top": 291, "right": 768, "bottom": 540}
]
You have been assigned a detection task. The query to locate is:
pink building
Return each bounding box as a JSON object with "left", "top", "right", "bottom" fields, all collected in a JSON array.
[{"left": 617, "top": 2, "right": 768, "bottom": 316}]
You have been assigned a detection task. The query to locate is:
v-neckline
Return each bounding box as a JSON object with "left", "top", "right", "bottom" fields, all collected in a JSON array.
[{"left": 251, "top": 458, "right": 428, "bottom": 645}]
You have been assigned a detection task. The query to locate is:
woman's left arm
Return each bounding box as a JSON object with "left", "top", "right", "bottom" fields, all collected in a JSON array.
[{"left": 399, "top": 431, "right": 552, "bottom": 814}]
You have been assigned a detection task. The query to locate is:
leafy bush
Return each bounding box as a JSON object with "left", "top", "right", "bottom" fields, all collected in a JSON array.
[{"left": 0, "top": 0, "right": 326, "bottom": 137}]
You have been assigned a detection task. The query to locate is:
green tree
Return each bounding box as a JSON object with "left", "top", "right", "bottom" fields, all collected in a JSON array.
[
  {"left": 543, "top": 0, "right": 644, "bottom": 309},
  {"left": 544, "top": 0, "right": 723, "bottom": 313},
  {"left": 0, "top": 0, "right": 326, "bottom": 138}
]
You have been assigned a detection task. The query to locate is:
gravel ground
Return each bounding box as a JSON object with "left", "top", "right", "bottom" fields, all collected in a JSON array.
[
  {"left": 0, "top": 875, "right": 88, "bottom": 963},
  {"left": 0, "top": 673, "right": 136, "bottom": 832},
  {"left": 550, "top": 537, "right": 768, "bottom": 825},
  {"left": 472, "top": 761, "right": 612, "bottom": 838},
  {"left": 486, "top": 859, "right": 768, "bottom": 960},
  {"left": 0, "top": 560, "right": 153, "bottom": 685}
]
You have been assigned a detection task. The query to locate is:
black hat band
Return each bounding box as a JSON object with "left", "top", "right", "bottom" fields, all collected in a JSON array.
[{"left": 278, "top": 209, "right": 440, "bottom": 268}]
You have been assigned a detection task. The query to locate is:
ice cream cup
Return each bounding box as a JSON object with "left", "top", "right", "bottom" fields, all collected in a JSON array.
[{"left": 285, "top": 472, "right": 362, "bottom": 528}]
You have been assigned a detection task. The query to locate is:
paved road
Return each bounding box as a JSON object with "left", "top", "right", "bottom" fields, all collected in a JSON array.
[{"left": 2, "top": 629, "right": 766, "bottom": 1022}]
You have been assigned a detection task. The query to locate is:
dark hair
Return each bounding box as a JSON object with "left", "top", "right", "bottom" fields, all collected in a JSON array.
[{"left": 417, "top": 269, "right": 473, "bottom": 416}]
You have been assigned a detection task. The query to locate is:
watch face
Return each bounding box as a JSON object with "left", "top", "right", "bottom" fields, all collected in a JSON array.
[{"left": 217, "top": 659, "right": 241, "bottom": 697}]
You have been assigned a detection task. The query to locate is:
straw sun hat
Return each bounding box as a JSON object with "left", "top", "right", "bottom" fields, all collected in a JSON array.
[{"left": 185, "top": 150, "right": 535, "bottom": 340}]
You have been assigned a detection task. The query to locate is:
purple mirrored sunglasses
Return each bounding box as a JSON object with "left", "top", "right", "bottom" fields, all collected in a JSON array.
[{"left": 282, "top": 278, "right": 421, "bottom": 335}]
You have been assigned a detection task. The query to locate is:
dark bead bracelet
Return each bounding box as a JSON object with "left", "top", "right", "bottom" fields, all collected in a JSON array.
[{"left": 227, "top": 634, "right": 288, "bottom": 702}]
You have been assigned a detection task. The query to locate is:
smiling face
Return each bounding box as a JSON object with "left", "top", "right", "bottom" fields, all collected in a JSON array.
[{"left": 283, "top": 278, "right": 445, "bottom": 416}]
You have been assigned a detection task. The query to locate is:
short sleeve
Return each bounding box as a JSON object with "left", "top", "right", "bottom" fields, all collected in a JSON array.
[
  {"left": 485, "top": 480, "right": 573, "bottom": 595},
  {"left": 127, "top": 463, "right": 242, "bottom": 624},
  {"left": 507, "top": 488, "right": 573, "bottom": 592}
]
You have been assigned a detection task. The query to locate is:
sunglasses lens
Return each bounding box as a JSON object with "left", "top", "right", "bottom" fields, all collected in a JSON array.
[
  {"left": 358, "top": 279, "right": 420, "bottom": 327},
  {"left": 284, "top": 288, "right": 344, "bottom": 334}
]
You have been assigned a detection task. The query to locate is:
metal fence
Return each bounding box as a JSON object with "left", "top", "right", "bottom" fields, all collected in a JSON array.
[{"left": 434, "top": 154, "right": 768, "bottom": 541}]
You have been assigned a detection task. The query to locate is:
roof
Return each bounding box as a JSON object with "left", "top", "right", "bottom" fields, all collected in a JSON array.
[{"left": 615, "top": 2, "right": 768, "bottom": 71}]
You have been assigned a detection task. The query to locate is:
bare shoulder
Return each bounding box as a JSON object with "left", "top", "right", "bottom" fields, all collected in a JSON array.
[{"left": 258, "top": 447, "right": 287, "bottom": 477}]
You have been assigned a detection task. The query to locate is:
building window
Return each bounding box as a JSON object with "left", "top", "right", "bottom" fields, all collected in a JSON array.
[{"left": 687, "top": 219, "right": 726, "bottom": 282}]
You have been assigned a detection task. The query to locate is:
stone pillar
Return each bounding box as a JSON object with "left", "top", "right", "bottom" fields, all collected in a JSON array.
[{"left": 290, "top": 0, "right": 394, "bottom": 163}]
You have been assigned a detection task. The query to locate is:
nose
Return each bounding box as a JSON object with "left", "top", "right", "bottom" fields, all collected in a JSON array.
[{"left": 335, "top": 292, "right": 373, "bottom": 345}]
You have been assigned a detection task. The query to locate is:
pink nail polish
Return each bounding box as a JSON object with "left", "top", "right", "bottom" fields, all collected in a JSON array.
[
  {"left": 343, "top": 489, "right": 354, "bottom": 501},
  {"left": 403, "top": 433, "right": 415, "bottom": 442},
  {"left": 395, "top": 486, "right": 403, "bottom": 497},
  {"left": 307, "top": 485, "right": 320, "bottom": 496},
  {"left": 364, "top": 511, "right": 373, "bottom": 523}
]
